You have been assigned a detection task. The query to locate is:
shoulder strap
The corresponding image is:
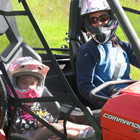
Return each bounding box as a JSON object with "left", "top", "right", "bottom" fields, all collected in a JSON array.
[{"left": 106, "top": 45, "right": 124, "bottom": 95}]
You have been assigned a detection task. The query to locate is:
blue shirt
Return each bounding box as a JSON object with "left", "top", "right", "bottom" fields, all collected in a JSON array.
[{"left": 76, "top": 38, "right": 140, "bottom": 108}]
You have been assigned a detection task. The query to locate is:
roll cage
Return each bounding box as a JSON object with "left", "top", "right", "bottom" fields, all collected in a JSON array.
[{"left": 0, "top": 0, "right": 140, "bottom": 140}]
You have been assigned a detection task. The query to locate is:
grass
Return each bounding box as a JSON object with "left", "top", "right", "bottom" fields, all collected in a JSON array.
[
  {"left": 11, "top": 0, "right": 70, "bottom": 49},
  {"left": 1, "top": 0, "right": 140, "bottom": 80},
  {"left": 118, "top": 0, "right": 140, "bottom": 80}
]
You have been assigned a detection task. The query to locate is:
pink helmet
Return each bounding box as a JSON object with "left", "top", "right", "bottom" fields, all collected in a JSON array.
[{"left": 8, "top": 57, "right": 50, "bottom": 105}]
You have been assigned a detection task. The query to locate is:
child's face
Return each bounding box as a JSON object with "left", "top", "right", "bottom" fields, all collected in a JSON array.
[{"left": 17, "top": 75, "right": 38, "bottom": 90}]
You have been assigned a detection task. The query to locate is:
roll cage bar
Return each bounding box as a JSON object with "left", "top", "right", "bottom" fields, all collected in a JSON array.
[{"left": 107, "top": 0, "right": 140, "bottom": 63}]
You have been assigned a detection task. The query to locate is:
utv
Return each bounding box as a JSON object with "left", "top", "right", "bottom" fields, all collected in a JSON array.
[{"left": 0, "top": 0, "right": 140, "bottom": 140}]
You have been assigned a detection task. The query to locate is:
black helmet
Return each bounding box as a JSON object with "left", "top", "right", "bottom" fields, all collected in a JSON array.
[{"left": 81, "top": 0, "right": 119, "bottom": 44}]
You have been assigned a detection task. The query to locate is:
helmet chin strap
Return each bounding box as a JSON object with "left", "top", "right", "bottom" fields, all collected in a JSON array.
[{"left": 92, "top": 34, "right": 108, "bottom": 44}]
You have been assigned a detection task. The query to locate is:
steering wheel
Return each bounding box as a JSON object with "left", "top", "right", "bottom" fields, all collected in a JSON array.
[{"left": 90, "top": 80, "right": 137, "bottom": 102}]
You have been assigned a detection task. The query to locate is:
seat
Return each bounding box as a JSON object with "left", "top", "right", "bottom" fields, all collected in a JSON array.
[
  {"left": 40, "top": 87, "right": 60, "bottom": 120},
  {"left": 0, "top": 0, "right": 42, "bottom": 68}
]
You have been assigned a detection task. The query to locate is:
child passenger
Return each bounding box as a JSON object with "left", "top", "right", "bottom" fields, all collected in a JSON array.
[{"left": 8, "top": 56, "right": 95, "bottom": 140}]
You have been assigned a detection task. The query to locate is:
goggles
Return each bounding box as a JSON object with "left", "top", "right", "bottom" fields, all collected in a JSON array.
[{"left": 90, "top": 14, "right": 110, "bottom": 24}]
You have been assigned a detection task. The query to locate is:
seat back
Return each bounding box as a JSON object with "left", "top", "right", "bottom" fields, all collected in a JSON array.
[
  {"left": 0, "top": 0, "right": 42, "bottom": 69},
  {"left": 41, "top": 87, "right": 60, "bottom": 120},
  {"left": 68, "top": 0, "right": 96, "bottom": 108},
  {"left": 69, "top": 0, "right": 87, "bottom": 74}
]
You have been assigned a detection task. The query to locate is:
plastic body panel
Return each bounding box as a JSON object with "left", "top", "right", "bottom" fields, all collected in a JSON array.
[{"left": 101, "top": 81, "right": 140, "bottom": 140}]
